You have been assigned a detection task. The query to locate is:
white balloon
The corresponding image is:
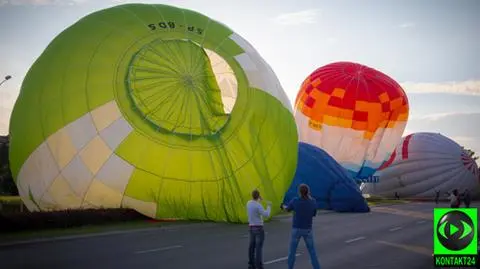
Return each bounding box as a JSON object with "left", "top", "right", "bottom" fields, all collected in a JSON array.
[{"left": 361, "top": 132, "right": 480, "bottom": 199}]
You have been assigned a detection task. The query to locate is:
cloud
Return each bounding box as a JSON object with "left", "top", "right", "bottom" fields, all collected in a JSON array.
[
  {"left": 0, "top": 0, "right": 90, "bottom": 6},
  {"left": 410, "top": 112, "right": 477, "bottom": 121},
  {"left": 450, "top": 136, "right": 480, "bottom": 157},
  {"left": 110, "top": 0, "right": 132, "bottom": 3},
  {"left": 272, "top": 9, "right": 320, "bottom": 25},
  {"left": 398, "top": 22, "right": 415, "bottom": 28},
  {"left": 400, "top": 80, "right": 480, "bottom": 96},
  {"left": 406, "top": 112, "right": 480, "bottom": 137},
  {"left": 405, "top": 112, "right": 480, "bottom": 161},
  {"left": 451, "top": 136, "right": 476, "bottom": 142},
  {"left": 326, "top": 37, "right": 338, "bottom": 45}
]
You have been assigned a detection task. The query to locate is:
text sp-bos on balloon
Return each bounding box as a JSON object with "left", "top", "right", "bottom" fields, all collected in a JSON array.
[{"left": 147, "top": 21, "right": 205, "bottom": 35}]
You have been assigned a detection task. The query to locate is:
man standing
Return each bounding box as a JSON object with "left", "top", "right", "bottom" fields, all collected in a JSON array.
[
  {"left": 447, "top": 189, "right": 460, "bottom": 208},
  {"left": 282, "top": 184, "right": 321, "bottom": 269},
  {"left": 246, "top": 189, "right": 271, "bottom": 269}
]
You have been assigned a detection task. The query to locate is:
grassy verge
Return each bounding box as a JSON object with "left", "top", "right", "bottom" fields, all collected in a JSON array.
[
  {"left": 0, "top": 199, "right": 215, "bottom": 244},
  {"left": 367, "top": 198, "right": 409, "bottom": 206},
  {"left": 0, "top": 196, "right": 22, "bottom": 203},
  {"left": 0, "top": 218, "right": 208, "bottom": 244},
  {"left": 0, "top": 220, "right": 160, "bottom": 243},
  {"left": 0, "top": 195, "right": 22, "bottom": 209},
  {"left": 0, "top": 196, "right": 23, "bottom": 214}
]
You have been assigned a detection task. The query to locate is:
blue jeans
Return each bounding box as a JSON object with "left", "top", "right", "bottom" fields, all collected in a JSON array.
[
  {"left": 288, "top": 228, "right": 321, "bottom": 269},
  {"left": 248, "top": 226, "right": 265, "bottom": 269}
]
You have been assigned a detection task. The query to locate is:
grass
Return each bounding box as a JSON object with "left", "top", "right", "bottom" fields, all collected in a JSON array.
[
  {"left": 0, "top": 196, "right": 22, "bottom": 204},
  {"left": 0, "top": 197, "right": 202, "bottom": 242},
  {"left": 0, "top": 220, "right": 164, "bottom": 243},
  {"left": 0, "top": 218, "right": 208, "bottom": 244},
  {"left": 366, "top": 198, "right": 410, "bottom": 206},
  {"left": 0, "top": 196, "right": 23, "bottom": 214}
]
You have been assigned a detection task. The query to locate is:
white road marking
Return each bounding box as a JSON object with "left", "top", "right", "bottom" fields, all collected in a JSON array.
[
  {"left": 389, "top": 227, "right": 403, "bottom": 232},
  {"left": 264, "top": 254, "right": 301, "bottom": 265},
  {"left": 377, "top": 240, "right": 431, "bottom": 256},
  {"left": 345, "top": 236, "right": 366, "bottom": 243},
  {"left": 417, "top": 220, "right": 426, "bottom": 224},
  {"left": 135, "top": 245, "right": 183, "bottom": 254}
]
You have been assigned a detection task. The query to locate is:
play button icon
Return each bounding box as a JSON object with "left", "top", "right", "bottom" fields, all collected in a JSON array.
[
  {"left": 436, "top": 210, "right": 475, "bottom": 251},
  {"left": 450, "top": 224, "right": 459, "bottom": 236}
]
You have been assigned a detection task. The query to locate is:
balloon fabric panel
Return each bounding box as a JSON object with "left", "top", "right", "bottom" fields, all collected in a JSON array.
[
  {"left": 294, "top": 62, "right": 409, "bottom": 180},
  {"left": 9, "top": 3, "right": 298, "bottom": 223}
]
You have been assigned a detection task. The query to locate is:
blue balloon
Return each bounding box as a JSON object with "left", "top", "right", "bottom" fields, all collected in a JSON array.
[{"left": 283, "top": 142, "right": 370, "bottom": 213}]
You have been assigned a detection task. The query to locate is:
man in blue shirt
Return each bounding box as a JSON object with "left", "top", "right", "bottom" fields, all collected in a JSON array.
[{"left": 282, "top": 183, "right": 321, "bottom": 269}]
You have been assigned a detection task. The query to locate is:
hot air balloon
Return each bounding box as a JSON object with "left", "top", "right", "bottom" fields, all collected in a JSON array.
[
  {"left": 294, "top": 62, "right": 409, "bottom": 181},
  {"left": 9, "top": 4, "right": 298, "bottom": 223},
  {"left": 361, "top": 132, "right": 480, "bottom": 199},
  {"left": 283, "top": 142, "right": 370, "bottom": 212}
]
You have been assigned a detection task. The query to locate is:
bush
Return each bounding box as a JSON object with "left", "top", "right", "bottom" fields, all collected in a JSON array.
[{"left": 0, "top": 208, "right": 150, "bottom": 233}]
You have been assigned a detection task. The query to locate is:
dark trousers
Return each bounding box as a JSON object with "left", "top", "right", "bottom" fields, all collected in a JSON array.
[{"left": 248, "top": 226, "right": 265, "bottom": 269}]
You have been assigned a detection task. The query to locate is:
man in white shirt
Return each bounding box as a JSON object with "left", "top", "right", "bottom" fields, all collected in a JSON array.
[{"left": 246, "top": 189, "right": 271, "bottom": 269}]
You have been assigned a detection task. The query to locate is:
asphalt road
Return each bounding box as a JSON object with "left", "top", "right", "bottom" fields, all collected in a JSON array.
[{"left": 0, "top": 202, "right": 477, "bottom": 269}]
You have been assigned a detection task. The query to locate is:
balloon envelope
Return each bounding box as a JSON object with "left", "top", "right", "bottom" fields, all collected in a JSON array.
[
  {"left": 9, "top": 4, "right": 298, "bottom": 223},
  {"left": 283, "top": 142, "right": 370, "bottom": 213},
  {"left": 361, "top": 132, "right": 480, "bottom": 199},
  {"left": 295, "top": 62, "right": 409, "bottom": 181}
]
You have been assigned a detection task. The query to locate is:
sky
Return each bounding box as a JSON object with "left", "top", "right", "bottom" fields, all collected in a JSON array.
[{"left": 0, "top": 0, "right": 479, "bottom": 158}]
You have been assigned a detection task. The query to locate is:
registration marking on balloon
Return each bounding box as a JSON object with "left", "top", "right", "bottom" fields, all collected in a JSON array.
[{"left": 294, "top": 62, "right": 409, "bottom": 180}]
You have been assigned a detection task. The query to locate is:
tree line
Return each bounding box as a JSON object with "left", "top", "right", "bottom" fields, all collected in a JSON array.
[
  {"left": 0, "top": 135, "right": 18, "bottom": 195},
  {"left": 462, "top": 146, "right": 479, "bottom": 161}
]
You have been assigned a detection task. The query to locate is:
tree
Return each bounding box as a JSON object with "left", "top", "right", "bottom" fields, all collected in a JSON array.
[
  {"left": 461, "top": 146, "right": 479, "bottom": 161},
  {"left": 0, "top": 135, "right": 18, "bottom": 195}
]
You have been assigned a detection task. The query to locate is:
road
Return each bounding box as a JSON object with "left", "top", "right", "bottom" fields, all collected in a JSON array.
[{"left": 0, "top": 202, "right": 474, "bottom": 269}]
